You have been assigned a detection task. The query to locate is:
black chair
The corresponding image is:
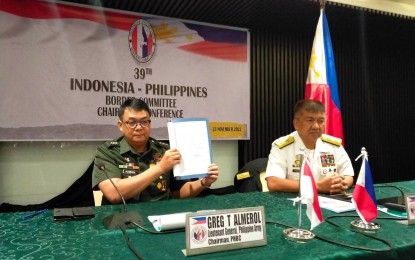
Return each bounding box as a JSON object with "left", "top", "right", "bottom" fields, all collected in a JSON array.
[{"left": 234, "top": 158, "right": 268, "bottom": 193}]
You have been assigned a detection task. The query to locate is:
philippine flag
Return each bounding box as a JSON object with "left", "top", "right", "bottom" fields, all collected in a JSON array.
[
  {"left": 192, "top": 217, "right": 206, "bottom": 225},
  {"left": 352, "top": 149, "right": 378, "bottom": 224},
  {"left": 300, "top": 159, "right": 323, "bottom": 230},
  {"left": 305, "top": 9, "right": 344, "bottom": 144}
]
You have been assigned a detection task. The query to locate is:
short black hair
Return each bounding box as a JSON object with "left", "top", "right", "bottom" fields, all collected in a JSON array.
[
  {"left": 118, "top": 98, "right": 150, "bottom": 120},
  {"left": 294, "top": 99, "right": 325, "bottom": 119}
]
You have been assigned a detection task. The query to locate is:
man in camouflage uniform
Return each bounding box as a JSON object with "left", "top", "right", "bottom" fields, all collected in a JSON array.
[
  {"left": 92, "top": 98, "right": 219, "bottom": 204},
  {"left": 265, "top": 99, "right": 354, "bottom": 194}
]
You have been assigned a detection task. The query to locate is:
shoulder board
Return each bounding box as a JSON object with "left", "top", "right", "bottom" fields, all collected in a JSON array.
[
  {"left": 107, "top": 136, "right": 123, "bottom": 148},
  {"left": 109, "top": 141, "right": 120, "bottom": 147},
  {"left": 150, "top": 138, "right": 169, "bottom": 149},
  {"left": 320, "top": 134, "right": 342, "bottom": 147},
  {"left": 107, "top": 141, "right": 119, "bottom": 148},
  {"left": 236, "top": 171, "right": 251, "bottom": 181},
  {"left": 275, "top": 136, "right": 295, "bottom": 149}
]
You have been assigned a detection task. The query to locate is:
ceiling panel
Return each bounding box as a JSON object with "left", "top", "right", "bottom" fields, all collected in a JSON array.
[
  {"left": 60, "top": 0, "right": 325, "bottom": 30},
  {"left": 60, "top": 0, "right": 415, "bottom": 31}
]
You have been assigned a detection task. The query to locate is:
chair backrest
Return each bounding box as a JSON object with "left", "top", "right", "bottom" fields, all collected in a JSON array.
[
  {"left": 234, "top": 158, "right": 268, "bottom": 193},
  {"left": 259, "top": 171, "right": 269, "bottom": 192},
  {"left": 93, "top": 190, "right": 103, "bottom": 206}
]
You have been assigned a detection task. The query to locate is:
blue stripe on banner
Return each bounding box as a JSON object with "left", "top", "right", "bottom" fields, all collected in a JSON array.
[{"left": 322, "top": 11, "right": 341, "bottom": 111}]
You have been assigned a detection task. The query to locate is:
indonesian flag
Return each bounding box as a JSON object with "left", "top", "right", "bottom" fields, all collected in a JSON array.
[
  {"left": 352, "top": 150, "right": 378, "bottom": 224},
  {"left": 300, "top": 158, "right": 323, "bottom": 230},
  {"left": 305, "top": 9, "right": 344, "bottom": 144}
]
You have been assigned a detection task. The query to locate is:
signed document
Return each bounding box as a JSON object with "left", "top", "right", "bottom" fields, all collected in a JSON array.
[{"left": 167, "top": 118, "right": 212, "bottom": 180}]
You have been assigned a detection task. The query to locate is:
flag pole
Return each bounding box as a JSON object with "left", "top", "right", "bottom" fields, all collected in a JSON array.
[
  {"left": 297, "top": 148, "right": 304, "bottom": 229},
  {"left": 283, "top": 148, "right": 315, "bottom": 242}
]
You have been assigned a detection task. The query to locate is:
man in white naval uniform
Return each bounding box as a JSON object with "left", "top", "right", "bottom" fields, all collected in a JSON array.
[{"left": 265, "top": 99, "right": 354, "bottom": 194}]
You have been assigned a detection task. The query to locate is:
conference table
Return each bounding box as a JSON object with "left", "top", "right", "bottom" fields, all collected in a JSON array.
[{"left": 1, "top": 180, "right": 414, "bottom": 259}]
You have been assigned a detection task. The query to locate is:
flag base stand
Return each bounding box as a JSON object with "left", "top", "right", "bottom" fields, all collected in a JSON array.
[
  {"left": 283, "top": 228, "right": 315, "bottom": 243},
  {"left": 350, "top": 220, "right": 381, "bottom": 232}
]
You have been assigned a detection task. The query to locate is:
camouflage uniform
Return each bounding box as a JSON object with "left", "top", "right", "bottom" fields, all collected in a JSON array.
[{"left": 92, "top": 136, "right": 187, "bottom": 204}]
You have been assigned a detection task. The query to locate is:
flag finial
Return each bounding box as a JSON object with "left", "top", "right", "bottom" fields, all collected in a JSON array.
[
  {"left": 320, "top": 0, "right": 326, "bottom": 10},
  {"left": 355, "top": 147, "right": 368, "bottom": 161}
]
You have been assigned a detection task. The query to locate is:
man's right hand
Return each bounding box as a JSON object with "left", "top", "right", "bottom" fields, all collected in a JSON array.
[
  {"left": 317, "top": 173, "right": 346, "bottom": 194},
  {"left": 157, "top": 148, "right": 181, "bottom": 172}
]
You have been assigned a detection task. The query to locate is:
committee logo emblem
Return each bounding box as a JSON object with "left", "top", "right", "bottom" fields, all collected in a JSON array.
[
  {"left": 129, "top": 19, "right": 156, "bottom": 63},
  {"left": 191, "top": 226, "right": 207, "bottom": 243}
]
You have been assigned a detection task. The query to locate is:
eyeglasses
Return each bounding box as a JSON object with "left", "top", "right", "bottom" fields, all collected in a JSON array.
[{"left": 123, "top": 120, "right": 151, "bottom": 129}]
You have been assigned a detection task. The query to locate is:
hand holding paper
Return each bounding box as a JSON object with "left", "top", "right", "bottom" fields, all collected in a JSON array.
[
  {"left": 204, "top": 163, "right": 219, "bottom": 186},
  {"left": 167, "top": 118, "right": 212, "bottom": 180},
  {"left": 156, "top": 148, "right": 182, "bottom": 172}
]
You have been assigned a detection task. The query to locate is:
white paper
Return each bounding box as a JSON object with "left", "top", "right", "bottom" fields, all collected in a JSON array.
[
  {"left": 167, "top": 118, "right": 212, "bottom": 179},
  {"left": 318, "top": 196, "right": 356, "bottom": 213},
  {"left": 148, "top": 212, "right": 190, "bottom": 231}
]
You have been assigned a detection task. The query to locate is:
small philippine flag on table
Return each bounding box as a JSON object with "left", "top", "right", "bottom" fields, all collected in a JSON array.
[{"left": 352, "top": 148, "right": 378, "bottom": 224}]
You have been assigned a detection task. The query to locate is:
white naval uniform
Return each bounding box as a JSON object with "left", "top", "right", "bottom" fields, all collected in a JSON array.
[{"left": 265, "top": 131, "right": 354, "bottom": 181}]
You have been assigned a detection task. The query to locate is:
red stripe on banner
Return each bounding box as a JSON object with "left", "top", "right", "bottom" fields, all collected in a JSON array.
[
  {"left": 353, "top": 185, "right": 378, "bottom": 223},
  {"left": 305, "top": 83, "right": 344, "bottom": 141},
  {"left": 0, "top": 0, "right": 140, "bottom": 31},
  {"left": 147, "top": 33, "right": 153, "bottom": 56},
  {"left": 178, "top": 41, "right": 247, "bottom": 62}
]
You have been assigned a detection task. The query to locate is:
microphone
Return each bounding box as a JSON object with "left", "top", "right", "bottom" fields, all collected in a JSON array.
[
  {"left": 96, "top": 163, "right": 143, "bottom": 230},
  {"left": 375, "top": 184, "right": 406, "bottom": 212},
  {"left": 98, "top": 165, "right": 128, "bottom": 213}
]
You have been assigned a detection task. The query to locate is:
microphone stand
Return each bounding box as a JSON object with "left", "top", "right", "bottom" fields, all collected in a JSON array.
[
  {"left": 97, "top": 164, "right": 143, "bottom": 230},
  {"left": 283, "top": 148, "right": 315, "bottom": 242}
]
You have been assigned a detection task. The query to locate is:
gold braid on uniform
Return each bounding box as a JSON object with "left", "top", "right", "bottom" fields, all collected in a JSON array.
[
  {"left": 276, "top": 136, "right": 295, "bottom": 149},
  {"left": 320, "top": 134, "right": 342, "bottom": 146}
]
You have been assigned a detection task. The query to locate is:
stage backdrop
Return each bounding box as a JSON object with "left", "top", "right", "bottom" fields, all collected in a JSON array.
[{"left": 0, "top": 0, "right": 250, "bottom": 141}]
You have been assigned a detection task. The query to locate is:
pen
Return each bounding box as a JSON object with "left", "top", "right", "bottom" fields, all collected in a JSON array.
[{"left": 20, "top": 209, "right": 48, "bottom": 220}]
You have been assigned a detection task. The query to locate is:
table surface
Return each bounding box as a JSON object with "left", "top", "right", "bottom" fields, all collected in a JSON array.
[{"left": 1, "top": 181, "right": 415, "bottom": 259}]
